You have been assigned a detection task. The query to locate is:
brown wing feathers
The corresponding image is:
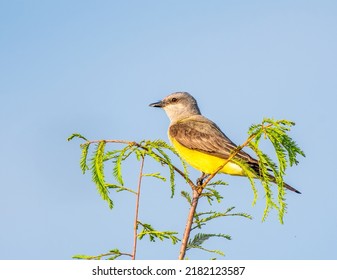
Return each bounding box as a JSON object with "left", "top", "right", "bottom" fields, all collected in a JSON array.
[{"left": 169, "top": 117, "right": 258, "bottom": 165}]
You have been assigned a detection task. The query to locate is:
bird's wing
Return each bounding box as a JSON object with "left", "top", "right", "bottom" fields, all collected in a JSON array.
[{"left": 169, "top": 116, "right": 258, "bottom": 165}]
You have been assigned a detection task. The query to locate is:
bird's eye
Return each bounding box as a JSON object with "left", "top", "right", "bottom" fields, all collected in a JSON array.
[{"left": 171, "top": 97, "right": 177, "bottom": 102}]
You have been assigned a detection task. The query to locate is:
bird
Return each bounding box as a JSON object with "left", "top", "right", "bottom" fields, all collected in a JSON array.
[{"left": 149, "top": 92, "right": 301, "bottom": 194}]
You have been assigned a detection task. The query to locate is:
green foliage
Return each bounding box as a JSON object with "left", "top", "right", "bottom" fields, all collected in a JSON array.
[
  {"left": 232, "top": 159, "right": 259, "bottom": 206},
  {"left": 68, "top": 137, "right": 188, "bottom": 209},
  {"left": 68, "top": 117, "right": 304, "bottom": 259},
  {"left": 68, "top": 134, "right": 90, "bottom": 174},
  {"left": 67, "top": 133, "right": 88, "bottom": 142},
  {"left": 248, "top": 119, "right": 305, "bottom": 170},
  {"left": 142, "top": 172, "right": 166, "bottom": 181},
  {"left": 243, "top": 118, "right": 305, "bottom": 223},
  {"left": 193, "top": 207, "right": 252, "bottom": 231},
  {"left": 201, "top": 185, "right": 224, "bottom": 205},
  {"left": 137, "top": 222, "right": 180, "bottom": 245},
  {"left": 207, "top": 180, "right": 228, "bottom": 187},
  {"left": 80, "top": 143, "right": 90, "bottom": 174},
  {"left": 144, "top": 139, "right": 183, "bottom": 198},
  {"left": 187, "top": 233, "right": 231, "bottom": 257},
  {"left": 90, "top": 141, "right": 113, "bottom": 209},
  {"left": 106, "top": 183, "right": 137, "bottom": 194},
  {"left": 73, "top": 248, "right": 129, "bottom": 260},
  {"left": 112, "top": 145, "right": 129, "bottom": 186},
  {"left": 181, "top": 191, "right": 192, "bottom": 205}
]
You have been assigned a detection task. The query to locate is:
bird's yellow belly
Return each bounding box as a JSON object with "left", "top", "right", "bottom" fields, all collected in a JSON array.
[{"left": 170, "top": 137, "right": 245, "bottom": 176}]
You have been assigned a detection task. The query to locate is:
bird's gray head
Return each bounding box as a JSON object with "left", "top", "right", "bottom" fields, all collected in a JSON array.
[{"left": 149, "top": 92, "right": 201, "bottom": 122}]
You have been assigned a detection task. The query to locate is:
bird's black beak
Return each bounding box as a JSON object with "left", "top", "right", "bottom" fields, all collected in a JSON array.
[{"left": 149, "top": 100, "right": 164, "bottom": 108}]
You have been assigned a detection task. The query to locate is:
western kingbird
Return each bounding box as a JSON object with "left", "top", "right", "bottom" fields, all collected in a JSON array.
[{"left": 150, "top": 92, "right": 300, "bottom": 194}]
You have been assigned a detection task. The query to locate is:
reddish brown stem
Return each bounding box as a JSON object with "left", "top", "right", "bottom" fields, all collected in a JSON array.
[
  {"left": 178, "top": 189, "right": 200, "bottom": 260},
  {"left": 132, "top": 155, "right": 145, "bottom": 260}
]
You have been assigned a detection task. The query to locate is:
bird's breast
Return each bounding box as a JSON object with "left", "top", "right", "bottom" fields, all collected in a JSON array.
[{"left": 169, "top": 134, "right": 245, "bottom": 176}]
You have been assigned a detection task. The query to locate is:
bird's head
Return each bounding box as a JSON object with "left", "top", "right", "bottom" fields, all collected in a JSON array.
[{"left": 149, "top": 92, "right": 201, "bottom": 122}]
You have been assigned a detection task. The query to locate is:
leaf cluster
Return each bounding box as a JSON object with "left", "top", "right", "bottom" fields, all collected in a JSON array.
[
  {"left": 73, "top": 248, "right": 131, "bottom": 260},
  {"left": 68, "top": 135, "right": 188, "bottom": 209},
  {"left": 137, "top": 221, "right": 180, "bottom": 245},
  {"left": 246, "top": 118, "right": 305, "bottom": 223}
]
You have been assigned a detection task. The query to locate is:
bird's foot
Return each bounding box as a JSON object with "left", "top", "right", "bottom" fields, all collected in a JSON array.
[{"left": 196, "top": 172, "right": 210, "bottom": 186}]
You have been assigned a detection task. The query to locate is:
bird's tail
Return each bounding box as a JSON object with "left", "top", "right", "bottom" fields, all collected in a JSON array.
[
  {"left": 268, "top": 174, "right": 301, "bottom": 194},
  {"left": 247, "top": 161, "right": 301, "bottom": 194}
]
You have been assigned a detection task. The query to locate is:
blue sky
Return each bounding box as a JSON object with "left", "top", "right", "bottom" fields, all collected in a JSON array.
[{"left": 1, "top": 0, "right": 336, "bottom": 260}]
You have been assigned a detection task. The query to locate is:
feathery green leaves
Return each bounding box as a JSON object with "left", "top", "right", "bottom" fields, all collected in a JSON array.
[
  {"left": 73, "top": 248, "right": 130, "bottom": 260},
  {"left": 193, "top": 207, "right": 252, "bottom": 231},
  {"left": 153, "top": 146, "right": 176, "bottom": 197},
  {"left": 90, "top": 141, "right": 113, "bottom": 209},
  {"left": 137, "top": 222, "right": 180, "bottom": 245},
  {"left": 79, "top": 143, "right": 90, "bottom": 174},
  {"left": 112, "top": 145, "right": 130, "bottom": 186},
  {"left": 67, "top": 133, "right": 88, "bottom": 142},
  {"left": 106, "top": 184, "right": 137, "bottom": 194},
  {"left": 232, "top": 159, "right": 259, "bottom": 206},
  {"left": 247, "top": 118, "right": 305, "bottom": 223},
  {"left": 181, "top": 191, "right": 192, "bottom": 205},
  {"left": 68, "top": 133, "right": 90, "bottom": 174},
  {"left": 142, "top": 172, "right": 166, "bottom": 182},
  {"left": 187, "top": 233, "right": 231, "bottom": 256},
  {"left": 68, "top": 136, "right": 189, "bottom": 209},
  {"left": 201, "top": 186, "right": 224, "bottom": 205}
]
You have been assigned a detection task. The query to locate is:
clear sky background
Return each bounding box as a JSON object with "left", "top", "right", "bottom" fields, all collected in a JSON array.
[{"left": 1, "top": 0, "right": 336, "bottom": 260}]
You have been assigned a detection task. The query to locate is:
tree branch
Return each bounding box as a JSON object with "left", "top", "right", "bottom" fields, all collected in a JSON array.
[
  {"left": 178, "top": 189, "right": 200, "bottom": 260},
  {"left": 132, "top": 155, "right": 145, "bottom": 260}
]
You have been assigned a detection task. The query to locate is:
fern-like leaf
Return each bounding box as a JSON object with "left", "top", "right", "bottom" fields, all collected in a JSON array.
[
  {"left": 137, "top": 222, "right": 180, "bottom": 245},
  {"left": 67, "top": 133, "right": 88, "bottom": 142},
  {"left": 201, "top": 187, "right": 224, "bottom": 205},
  {"left": 112, "top": 146, "right": 130, "bottom": 186},
  {"left": 106, "top": 183, "right": 137, "bottom": 194},
  {"left": 187, "top": 233, "right": 231, "bottom": 256},
  {"left": 80, "top": 142, "right": 90, "bottom": 174},
  {"left": 192, "top": 207, "right": 252, "bottom": 230},
  {"left": 154, "top": 146, "right": 176, "bottom": 198},
  {"left": 142, "top": 172, "right": 166, "bottom": 182},
  {"left": 91, "top": 141, "right": 113, "bottom": 209},
  {"left": 181, "top": 191, "right": 192, "bottom": 205}
]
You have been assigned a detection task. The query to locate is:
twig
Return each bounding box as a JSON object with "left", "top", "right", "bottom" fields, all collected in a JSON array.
[
  {"left": 132, "top": 155, "right": 145, "bottom": 260},
  {"left": 85, "top": 251, "right": 133, "bottom": 260},
  {"left": 178, "top": 188, "right": 200, "bottom": 260}
]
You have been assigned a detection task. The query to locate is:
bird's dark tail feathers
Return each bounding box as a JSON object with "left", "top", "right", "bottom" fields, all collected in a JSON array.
[
  {"left": 248, "top": 162, "right": 301, "bottom": 194},
  {"left": 268, "top": 174, "right": 301, "bottom": 194}
]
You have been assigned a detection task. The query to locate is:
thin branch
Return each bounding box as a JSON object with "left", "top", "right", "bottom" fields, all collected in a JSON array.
[
  {"left": 84, "top": 251, "right": 133, "bottom": 260},
  {"left": 85, "top": 139, "right": 135, "bottom": 145},
  {"left": 106, "top": 184, "right": 137, "bottom": 194},
  {"left": 132, "top": 155, "right": 145, "bottom": 260},
  {"left": 178, "top": 189, "right": 200, "bottom": 260}
]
